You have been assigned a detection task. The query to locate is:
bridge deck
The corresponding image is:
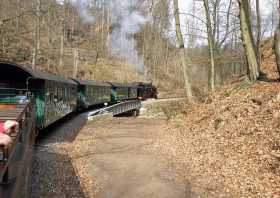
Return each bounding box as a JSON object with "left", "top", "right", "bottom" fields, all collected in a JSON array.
[{"left": 88, "top": 100, "right": 141, "bottom": 119}]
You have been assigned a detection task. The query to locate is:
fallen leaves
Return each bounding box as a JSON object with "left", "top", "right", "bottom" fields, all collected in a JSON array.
[{"left": 151, "top": 79, "right": 280, "bottom": 197}]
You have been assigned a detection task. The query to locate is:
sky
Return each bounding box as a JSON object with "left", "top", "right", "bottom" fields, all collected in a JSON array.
[
  {"left": 178, "top": 0, "right": 272, "bottom": 14},
  {"left": 177, "top": 0, "right": 277, "bottom": 42}
]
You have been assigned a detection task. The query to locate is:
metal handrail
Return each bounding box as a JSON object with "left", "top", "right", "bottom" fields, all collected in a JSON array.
[
  {"left": 0, "top": 88, "right": 29, "bottom": 104},
  {"left": 0, "top": 88, "right": 27, "bottom": 91}
]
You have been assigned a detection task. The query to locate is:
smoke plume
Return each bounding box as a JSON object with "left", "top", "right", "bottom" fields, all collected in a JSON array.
[
  {"left": 73, "top": 0, "right": 95, "bottom": 24},
  {"left": 61, "top": 0, "right": 149, "bottom": 72},
  {"left": 108, "top": 0, "right": 150, "bottom": 73}
]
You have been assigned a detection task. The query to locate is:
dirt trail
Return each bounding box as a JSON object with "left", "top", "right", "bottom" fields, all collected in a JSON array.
[
  {"left": 84, "top": 117, "right": 189, "bottom": 198},
  {"left": 30, "top": 101, "right": 191, "bottom": 198}
]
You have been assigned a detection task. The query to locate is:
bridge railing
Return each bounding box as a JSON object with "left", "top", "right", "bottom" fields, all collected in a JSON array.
[{"left": 88, "top": 100, "right": 142, "bottom": 119}]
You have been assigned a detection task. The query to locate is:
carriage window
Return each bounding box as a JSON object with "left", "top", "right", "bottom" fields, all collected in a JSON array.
[
  {"left": 66, "top": 87, "right": 69, "bottom": 100},
  {"left": 49, "top": 88, "right": 53, "bottom": 102},
  {"left": 46, "top": 86, "right": 50, "bottom": 104}
]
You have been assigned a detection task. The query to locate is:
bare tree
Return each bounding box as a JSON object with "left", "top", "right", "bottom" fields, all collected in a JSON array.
[
  {"left": 173, "top": 0, "right": 193, "bottom": 101},
  {"left": 275, "top": 0, "right": 280, "bottom": 77},
  {"left": 203, "top": 0, "right": 216, "bottom": 92},
  {"left": 238, "top": 0, "right": 259, "bottom": 82},
  {"left": 255, "top": 0, "right": 267, "bottom": 79},
  {"left": 255, "top": 0, "right": 261, "bottom": 68},
  {"left": 32, "top": 0, "right": 41, "bottom": 69}
]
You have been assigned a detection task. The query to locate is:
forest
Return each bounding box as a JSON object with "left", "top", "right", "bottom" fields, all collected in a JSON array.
[
  {"left": 0, "top": 0, "right": 278, "bottom": 94},
  {"left": 1, "top": 0, "right": 280, "bottom": 196}
]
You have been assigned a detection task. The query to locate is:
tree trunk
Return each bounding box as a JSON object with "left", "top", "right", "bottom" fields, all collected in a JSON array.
[
  {"left": 256, "top": 0, "right": 261, "bottom": 70},
  {"left": 59, "top": 23, "right": 64, "bottom": 72},
  {"left": 255, "top": 0, "right": 266, "bottom": 79},
  {"left": 275, "top": 23, "right": 280, "bottom": 77},
  {"left": 47, "top": 0, "right": 53, "bottom": 72},
  {"left": 101, "top": 0, "right": 105, "bottom": 51},
  {"left": 32, "top": 0, "right": 41, "bottom": 69},
  {"left": 238, "top": 0, "right": 259, "bottom": 82},
  {"left": 73, "top": 48, "right": 79, "bottom": 78},
  {"left": 173, "top": 0, "right": 193, "bottom": 101},
  {"left": 203, "top": 0, "right": 216, "bottom": 92}
]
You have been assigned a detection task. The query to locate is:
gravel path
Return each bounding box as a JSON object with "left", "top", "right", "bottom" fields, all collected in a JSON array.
[
  {"left": 30, "top": 105, "right": 191, "bottom": 197},
  {"left": 30, "top": 113, "right": 88, "bottom": 198}
]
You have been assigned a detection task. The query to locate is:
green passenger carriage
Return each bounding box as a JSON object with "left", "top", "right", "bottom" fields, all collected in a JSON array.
[
  {"left": 0, "top": 61, "right": 77, "bottom": 130},
  {"left": 28, "top": 77, "right": 77, "bottom": 129},
  {"left": 71, "top": 79, "right": 111, "bottom": 109},
  {"left": 128, "top": 84, "right": 138, "bottom": 99},
  {"left": 108, "top": 82, "right": 133, "bottom": 103}
]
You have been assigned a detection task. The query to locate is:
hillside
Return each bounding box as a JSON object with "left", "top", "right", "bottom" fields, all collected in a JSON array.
[
  {"left": 0, "top": 0, "right": 185, "bottom": 92},
  {"left": 261, "top": 38, "right": 279, "bottom": 80},
  {"left": 151, "top": 39, "right": 280, "bottom": 197}
]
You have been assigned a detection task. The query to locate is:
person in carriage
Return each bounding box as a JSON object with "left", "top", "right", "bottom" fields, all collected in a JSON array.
[{"left": 0, "top": 121, "right": 18, "bottom": 148}]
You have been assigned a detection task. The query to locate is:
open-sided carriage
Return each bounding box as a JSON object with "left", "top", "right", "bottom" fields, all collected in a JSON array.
[
  {"left": 0, "top": 61, "right": 78, "bottom": 197},
  {"left": 0, "top": 103, "right": 36, "bottom": 197},
  {"left": 0, "top": 61, "right": 77, "bottom": 129}
]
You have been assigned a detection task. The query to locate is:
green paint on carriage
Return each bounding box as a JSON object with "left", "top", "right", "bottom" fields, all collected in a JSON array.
[
  {"left": 76, "top": 85, "right": 87, "bottom": 109},
  {"left": 40, "top": 81, "right": 77, "bottom": 128},
  {"left": 72, "top": 79, "right": 111, "bottom": 108},
  {"left": 110, "top": 86, "right": 128, "bottom": 102},
  {"left": 34, "top": 89, "right": 45, "bottom": 128}
]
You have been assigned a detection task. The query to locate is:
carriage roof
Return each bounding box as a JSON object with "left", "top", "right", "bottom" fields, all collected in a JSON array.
[
  {"left": 107, "top": 82, "right": 137, "bottom": 88},
  {"left": 70, "top": 78, "right": 111, "bottom": 87},
  {"left": 0, "top": 60, "right": 76, "bottom": 85}
]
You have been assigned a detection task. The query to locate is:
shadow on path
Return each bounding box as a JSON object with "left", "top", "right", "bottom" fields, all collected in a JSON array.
[{"left": 30, "top": 149, "right": 86, "bottom": 198}]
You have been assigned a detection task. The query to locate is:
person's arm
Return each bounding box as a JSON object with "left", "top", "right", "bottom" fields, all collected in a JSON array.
[
  {"left": 0, "top": 123, "right": 5, "bottom": 134},
  {"left": 0, "top": 121, "right": 17, "bottom": 148},
  {"left": 0, "top": 133, "right": 11, "bottom": 148}
]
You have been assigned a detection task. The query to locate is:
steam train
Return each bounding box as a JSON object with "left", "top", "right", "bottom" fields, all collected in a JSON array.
[
  {"left": 0, "top": 61, "right": 140, "bottom": 130},
  {"left": 0, "top": 60, "right": 154, "bottom": 197}
]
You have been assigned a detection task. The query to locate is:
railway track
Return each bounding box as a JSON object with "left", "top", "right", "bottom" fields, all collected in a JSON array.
[{"left": 143, "top": 97, "right": 185, "bottom": 104}]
